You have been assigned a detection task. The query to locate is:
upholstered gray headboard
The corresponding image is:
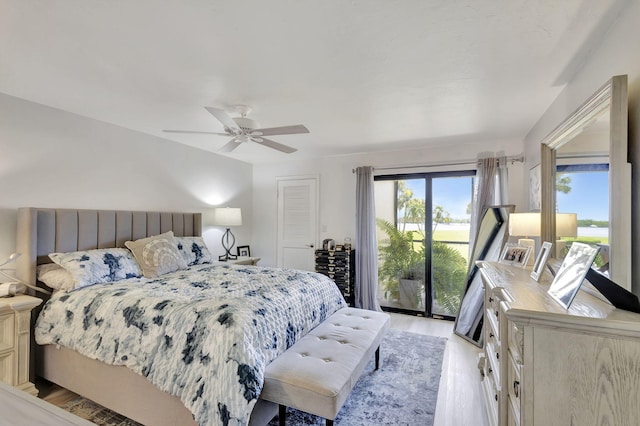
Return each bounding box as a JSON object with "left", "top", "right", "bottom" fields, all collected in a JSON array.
[{"left": 15, "top": 208, "right": 202, "bottom": 286}]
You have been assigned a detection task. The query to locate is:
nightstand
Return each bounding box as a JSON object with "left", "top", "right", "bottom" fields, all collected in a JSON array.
[
  {"left": 0, "top": 295, "right": 42, "bottom": 395},
  {"left": 230, "top": 256, "right": 260, "bottom": 266}
]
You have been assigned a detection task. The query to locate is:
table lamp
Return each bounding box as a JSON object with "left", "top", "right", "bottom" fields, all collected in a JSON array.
[
  {"left": 213, "top": 207, "right": 242, "bottom": 261},
  {"left": 508, "top": 212, "right": 540, "bottom": 266},
  {"left": 556, "top": 213, "right": 578, "bottom": 258}
]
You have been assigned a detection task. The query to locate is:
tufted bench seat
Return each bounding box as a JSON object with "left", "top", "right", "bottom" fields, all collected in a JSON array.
[{"left": 260, "top": 307, "right": 390, "bottom": 426}]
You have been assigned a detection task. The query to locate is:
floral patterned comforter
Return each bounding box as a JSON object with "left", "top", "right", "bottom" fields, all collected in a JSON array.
[{"left": 35, "top": 264, "right": 346, "bottom": 425}]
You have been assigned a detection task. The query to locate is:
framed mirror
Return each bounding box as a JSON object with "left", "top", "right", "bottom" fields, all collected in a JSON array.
[
  {"left": 540, "top": 75, "right": 631, "bottom": 290},
  {"left": 454, "top": 204, "right": 514, "bottom": 346}
]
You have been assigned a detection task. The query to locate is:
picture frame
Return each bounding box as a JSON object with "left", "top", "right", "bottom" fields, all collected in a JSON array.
[
  {"left": 236, "top": 245, "right": 251, "bottom": 257},
  {"left": 530, "top": 241, "right": 553, "bottom": 281},
  {"left": 529, "top": 164, "right": 541, "bottom": 210},
  {"left": 498, "top": 243, "right": 532, "bottom": 268},
  {"left": 548, "top": 242, "right": 600, "bottom": 309}
]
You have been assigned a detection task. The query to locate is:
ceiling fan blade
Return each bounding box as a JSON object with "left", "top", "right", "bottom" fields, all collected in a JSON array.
[
  {"left": 163, "top": 129, "right": 230, "bottom": 136},
  {"left": 218, "top": 138, "right": 242, "bottom": 153},
  {"left": 205, "top": 107, "right": 241, "bottom": 134},
  {"left": 252, "top": 137, "right": 297, "bottom": 153},
  {"left": 250, "top": 124, "right": 309, "bottom": 137}
]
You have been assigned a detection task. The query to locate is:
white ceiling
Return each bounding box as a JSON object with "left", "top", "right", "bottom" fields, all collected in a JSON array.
[{"left": 0, "top": 1, "right": 629, "bottom": 164}]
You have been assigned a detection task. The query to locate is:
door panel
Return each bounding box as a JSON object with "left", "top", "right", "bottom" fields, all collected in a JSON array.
[{"left": 277, "top": 177, "right": 318, "bottom": 271}]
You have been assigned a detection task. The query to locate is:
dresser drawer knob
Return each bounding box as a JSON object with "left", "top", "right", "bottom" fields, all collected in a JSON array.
[
  {"left": 489, "top": 332, "right": 494, "bottom": 338},
  {"left": 496, "top": 352, "right": 499, "bottom": 360},
  {"left": 489, "top": 297, "right": 494, "bottom": 303},
  {"left": 495, "top": 394, "right": 498, "bottom": 401},
  {"left": 514, "top": 380, "right": 520, "bottom": 398}
]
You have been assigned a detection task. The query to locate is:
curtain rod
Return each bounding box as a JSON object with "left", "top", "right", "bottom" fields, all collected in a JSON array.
[{"left": 352, "top": 155, "right": 524, "bottom": 173}]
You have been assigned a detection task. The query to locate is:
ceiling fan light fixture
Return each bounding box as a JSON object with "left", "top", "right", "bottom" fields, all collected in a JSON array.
[{"left": 233, "top": 116, "right": 259, "bottom": 132}]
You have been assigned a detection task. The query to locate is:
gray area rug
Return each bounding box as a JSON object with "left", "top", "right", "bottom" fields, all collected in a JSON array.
[
  {"left": 268, "top": 328, "right": 447, "bottom": 426},
  {"left": 59, "top": 329, "right": 447, "bottom": 426}
]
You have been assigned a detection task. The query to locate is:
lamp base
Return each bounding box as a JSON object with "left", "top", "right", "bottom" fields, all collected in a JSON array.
[{"left": 220, "top": 228, "right": 238, "bottom": 262}]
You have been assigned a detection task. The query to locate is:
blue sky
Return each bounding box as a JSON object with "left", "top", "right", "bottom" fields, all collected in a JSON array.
[
  {"left": 405, "top": 177, "right": 473, "bottom": 220},
  {"left": 557, "top": 171, "right": 608, "bottom": 221},
  {"left": 404, "top": 171, "right": 608, "bottom": 221}
]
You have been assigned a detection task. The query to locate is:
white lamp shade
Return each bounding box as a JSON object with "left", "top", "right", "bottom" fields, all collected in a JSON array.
[
  {"left": 508, "top": 212, "right": 540, "bottom": 238},
  {"left": 556, "top": 213, "right": 578, "bottom": 238},
  {"left": 212, "top": 207, "right": 242, "bottom": 227}
]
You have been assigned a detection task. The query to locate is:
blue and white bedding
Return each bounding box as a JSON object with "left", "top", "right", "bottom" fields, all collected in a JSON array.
[{"left": 35, "top": 263, "right": 346, "bottom": 426}]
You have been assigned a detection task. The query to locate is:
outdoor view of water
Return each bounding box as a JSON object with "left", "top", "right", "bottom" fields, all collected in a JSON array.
[{"left": 402, "top": 223, "right": 609, "bottom": 238}]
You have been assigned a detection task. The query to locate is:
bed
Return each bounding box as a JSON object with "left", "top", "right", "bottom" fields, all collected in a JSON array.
[{"left": 15, "top": 207, "right": 346, "bottom": 426}]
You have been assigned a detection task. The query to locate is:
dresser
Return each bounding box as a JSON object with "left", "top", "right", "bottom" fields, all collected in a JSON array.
[
  {"left": 0, "top": 295, "right": 42, "bottom": 395},
  {"left": 478, "top": 261, "right": 640, "bottom": 426},
  {"left": 315, "top": 249, "right": 355, "bottom": 306}
]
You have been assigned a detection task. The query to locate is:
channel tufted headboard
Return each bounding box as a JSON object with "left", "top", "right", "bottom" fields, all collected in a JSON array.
[{"left": 15, "top": 207, "right": 202, "bottom": 288}]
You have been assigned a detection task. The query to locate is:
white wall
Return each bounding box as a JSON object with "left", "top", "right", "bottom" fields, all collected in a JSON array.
[
  {"left": 523, "top": 1, "right": 640, "bottom": 294},
  {"left": 0, "top": 93, "right": 252, "bottom": 275},
  {"left": 253, "top": 139, "right": 524, "bottom": 267}
]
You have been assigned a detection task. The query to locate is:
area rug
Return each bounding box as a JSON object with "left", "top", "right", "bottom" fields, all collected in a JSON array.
[
  {"left": 58, "top": 397, "right": 141, "bottom": 426},
  {"left": 268, "top": 328, "right": 447, "bottom": 426},
  {"left": 59, "top": 329, "right": 447, "bottom": 426}
]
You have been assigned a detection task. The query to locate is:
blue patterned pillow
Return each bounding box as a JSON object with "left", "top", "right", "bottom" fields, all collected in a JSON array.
[
  {"left": 49, "top": 248, "right": 142, "bottom": 289},
  {"left": 175, "top": 236, "right": 213, "bottom": 266}
]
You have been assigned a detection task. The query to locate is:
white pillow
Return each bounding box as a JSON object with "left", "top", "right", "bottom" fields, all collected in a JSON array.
[
  {"left": 125, "top": 231, "right": 188, "bottom": 278},
  {"left": 175, "top": 236, "right": 213, "bottom": 266},
  {"left": 49, "top": 248, "right": 142, "bottom": 289},
  {"left": 37, "top": 263, "right": 75, "bottom": 292}
]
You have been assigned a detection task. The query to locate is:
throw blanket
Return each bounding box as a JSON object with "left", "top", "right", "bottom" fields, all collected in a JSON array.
[{"left": 35, "top": 264, "right": 346, "bottom": 425}]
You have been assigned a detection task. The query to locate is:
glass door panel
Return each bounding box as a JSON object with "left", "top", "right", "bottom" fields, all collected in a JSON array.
[
  {"left": 375, "top": 179, "right": 426, "bottom": 313},
  {"left": 431, "top": 176, "right": 473, "bottom": 317}
]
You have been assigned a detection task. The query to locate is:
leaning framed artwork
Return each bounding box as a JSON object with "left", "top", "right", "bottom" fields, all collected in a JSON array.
[
  {"left": 530, "top": 241, "right": 553, "bottom": 281},
  {"left": 548, "top": 242, "right": 600, "bottom": 309},
  {"left": 498, "top": 243, "right": 532, "bottom": 268},
  {"left": 236, "top": 245, "right": 251, "bottom": 257}
]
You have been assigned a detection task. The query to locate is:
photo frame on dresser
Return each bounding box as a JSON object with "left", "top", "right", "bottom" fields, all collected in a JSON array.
[
  {"left": 548, "top": 242, "right": 599, "bottom": 309},
  {"left": 530, "top": 241, "right": 553, "bottom": 281},
  {"left": 498, "top": 243, "right": 532, "bottom": 268}
]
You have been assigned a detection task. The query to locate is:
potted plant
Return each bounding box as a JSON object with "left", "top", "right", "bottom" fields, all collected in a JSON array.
[{"left": 377, "top": 219, "right": 424, "bottom": 306}]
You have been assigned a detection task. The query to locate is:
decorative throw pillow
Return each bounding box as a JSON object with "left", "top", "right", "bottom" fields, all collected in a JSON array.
[
  {"left": 125, "top": 231, "right": 188, "bottom": 278},
  {"left": 175, "top": 236, "right": 213, "bottom": 266},
  {"left": 49, "top": 248, "right": 142, "bottom": 289},
  {"left": 37, "top": 263, "right": 75, "bottom": 292}
]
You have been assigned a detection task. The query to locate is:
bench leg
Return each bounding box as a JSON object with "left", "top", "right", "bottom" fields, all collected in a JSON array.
[
  {"left": 326, "top": 420, "right": 334, "bottom": 426},
  {"left": 279, "top": 404, "right": 286, "bottom": 426},
  {"left": 375, "top": 345, "right": 381, "bottom": 370}
]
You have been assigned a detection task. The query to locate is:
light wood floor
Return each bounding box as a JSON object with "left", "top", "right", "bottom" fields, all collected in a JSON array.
[
  {"left": 388, "top": 313, "right": 487, "bottom": 426},
  {"left": 39, "top": 313, "right": 487, "bottom": 426}
]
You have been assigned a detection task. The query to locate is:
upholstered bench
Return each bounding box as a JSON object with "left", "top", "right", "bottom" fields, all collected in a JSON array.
[{"left": 260, "top": 307, "right": 391, "bottom": 426}]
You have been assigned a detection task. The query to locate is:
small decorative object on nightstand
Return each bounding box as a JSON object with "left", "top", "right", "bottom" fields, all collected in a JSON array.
[{"left": 0, "top": 295, "right": 42, "bottom": 395}]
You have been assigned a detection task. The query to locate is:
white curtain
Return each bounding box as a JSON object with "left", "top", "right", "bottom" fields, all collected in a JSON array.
[
  {"left": 355, "top": 166, "right": 381, "bottom": 311},
  {"left": 469, "top": 155, "right": 508, "bottom": 255}
]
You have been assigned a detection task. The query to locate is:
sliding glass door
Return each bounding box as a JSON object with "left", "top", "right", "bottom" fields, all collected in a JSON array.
[{"left": 375, "top": 171, "right": 474, "bottom": 318}]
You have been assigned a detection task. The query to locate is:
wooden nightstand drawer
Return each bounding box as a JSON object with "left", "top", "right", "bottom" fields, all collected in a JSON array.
[{"left": 0, "top": 314, "right": 15, "bottom": 352}]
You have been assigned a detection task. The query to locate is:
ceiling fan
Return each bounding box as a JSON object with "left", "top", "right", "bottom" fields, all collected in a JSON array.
[{"left": 163, "top": 105, "right": 309, "bottom": 153}]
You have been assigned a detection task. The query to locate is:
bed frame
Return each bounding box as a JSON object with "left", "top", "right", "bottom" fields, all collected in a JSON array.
[{"left": 15, "top": 207, "right": 276, "bottom": 426}]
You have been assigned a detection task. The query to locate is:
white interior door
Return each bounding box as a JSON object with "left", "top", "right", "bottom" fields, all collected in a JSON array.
[{"left": 277, "top": 177, "right": 318, "bottom": 270}]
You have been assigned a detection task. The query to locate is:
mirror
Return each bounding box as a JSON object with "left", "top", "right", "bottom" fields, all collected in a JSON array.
[
  {"left": 454, "top": 204, "right": 514, "bottom": 346},
  {"left": 540, "top": 75, "right": 631, "bottom": 290}
]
